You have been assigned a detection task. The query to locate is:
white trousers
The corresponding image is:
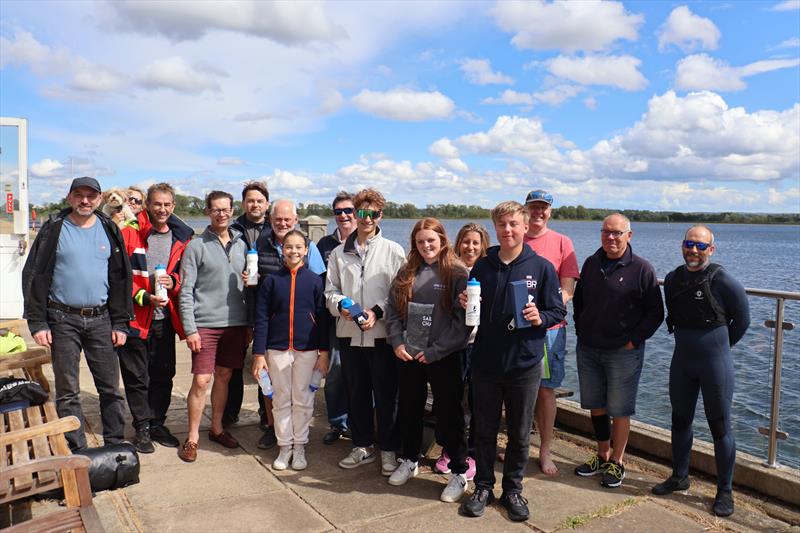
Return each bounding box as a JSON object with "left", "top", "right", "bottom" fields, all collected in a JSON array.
[{"left": 267, "top": 349, "right": 318, "bottom": 446}]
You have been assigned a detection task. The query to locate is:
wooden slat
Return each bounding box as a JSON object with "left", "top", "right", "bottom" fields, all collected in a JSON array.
[
  {"left": 3, "top": 508, "right": 84, "bottom": 533},
  {"left": 26, "top": 407, "right": 56, "bottom": 485},
  {"left": 0, "top": 455, "right": 91, "bottom": 483},
  {"left": 43, "top": 403, "right": 72, "bottom": 457},
  {"left": 6, "top": 409, "right": 33, "bottom": 492},
  {"left": 0, "top": 416, "right": 80, "bottom": 447},
  {"left": 0, "top": 347, "right": 51, "bottom": 371}
]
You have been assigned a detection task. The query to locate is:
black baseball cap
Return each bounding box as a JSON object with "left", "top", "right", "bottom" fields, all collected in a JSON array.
[
  {"left": 69, "top": 177, "right": 102, "bottom": 193},
  {"left": 525, "top": 189, "right": 553, "bottom": 205}
]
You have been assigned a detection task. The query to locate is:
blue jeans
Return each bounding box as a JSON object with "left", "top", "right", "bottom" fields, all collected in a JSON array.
[
  {"left": 576, "top": 342, "right": 645, "bottom": 417},
  {"left": 48, "top": 307, "right": 126, "bottom": 450},
  {"left": 323, "top": 332, "right": 348, "bottom": 431}
]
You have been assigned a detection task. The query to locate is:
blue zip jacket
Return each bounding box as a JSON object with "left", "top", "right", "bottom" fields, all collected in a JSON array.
[
  {"left": 252, "top": 264, "right": 330, "bottom": 354},
  {"left": 470, "top": 245, "right": 566, "bottom": 375}
]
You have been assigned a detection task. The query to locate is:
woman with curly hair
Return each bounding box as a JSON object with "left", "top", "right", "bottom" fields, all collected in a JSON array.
[{"left": 385, "top": 218, "right": 472, "bottom": 503}]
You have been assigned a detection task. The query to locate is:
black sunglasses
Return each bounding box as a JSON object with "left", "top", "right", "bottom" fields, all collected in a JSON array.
[
  {"left": 683, "top": 240, "right": 711, "bottom": 251},
  {"left": 128, "top": 198, "right": 143, "bottom": 205},
  {"left": 334, "top": 207, "right": 354, "bottom": 215}
]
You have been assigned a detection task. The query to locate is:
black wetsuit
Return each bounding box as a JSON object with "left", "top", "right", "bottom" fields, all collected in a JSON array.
[{"left": 664, "top": 264, "right": 750, "bottom": 491}]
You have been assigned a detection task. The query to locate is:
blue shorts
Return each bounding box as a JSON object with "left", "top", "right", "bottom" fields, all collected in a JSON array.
[
  {"left": 576, "top": 342, "right": 645, "bottom": 417},
  {"left": 540, "top": 326, "right": 567, "bottom": 389}
]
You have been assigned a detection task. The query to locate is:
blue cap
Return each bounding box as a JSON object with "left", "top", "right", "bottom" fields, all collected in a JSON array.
[
  {"left": 525, "top": 189, "right": 553, "bottom": 206},
  {"left": 467, "top": 278, "right": 480, "bottom": 286},
  {"left": 247, "top": 248, "right": 258, "bottom": 254},
  {"left": 340, "top": 298, "right": 353, "bottom": 308},
  {"left": 155, "top": 264, "right": 166, "bottom": 270}
]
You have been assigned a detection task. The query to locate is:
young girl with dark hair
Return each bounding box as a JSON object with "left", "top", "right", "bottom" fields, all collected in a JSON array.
[{"left": 385, "top": 218, "right": 472, "bottom": 503}]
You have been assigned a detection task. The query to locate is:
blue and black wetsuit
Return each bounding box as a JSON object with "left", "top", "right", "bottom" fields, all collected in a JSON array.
[{"left": 664, "top": 263, "right": 750, "bottom": 491}]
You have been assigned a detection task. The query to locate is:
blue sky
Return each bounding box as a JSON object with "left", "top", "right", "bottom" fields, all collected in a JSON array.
[{"left": 1, "top": 0, "right": 799, "bottom": 212}]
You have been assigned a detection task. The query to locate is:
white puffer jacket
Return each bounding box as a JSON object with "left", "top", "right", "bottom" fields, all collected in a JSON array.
[{"left": 325, "top": 227, "right": 405, "bottom": 347}]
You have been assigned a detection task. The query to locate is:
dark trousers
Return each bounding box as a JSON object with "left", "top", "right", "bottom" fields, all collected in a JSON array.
[
  {"left": 472, "top": 364, "right": 541, "bottom": 494},
  {"left": 397, "top": 351, "right": 467, "bottom": 474},
  {"left": 48, "top": 308, "right": 125, "bottom": 450},
  {"left": 340, "top": 338, "right": 399, "bottom": 450},
  {"left": 435, "top": 344, "right": 475, "bottom": 456},
  {"left": 324, "top": 332, "right": 348, "bottom": 430}
]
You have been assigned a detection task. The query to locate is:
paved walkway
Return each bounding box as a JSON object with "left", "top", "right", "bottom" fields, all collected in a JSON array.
[{"left": 19, "top": 341, "right": 800, "bottom": 532}]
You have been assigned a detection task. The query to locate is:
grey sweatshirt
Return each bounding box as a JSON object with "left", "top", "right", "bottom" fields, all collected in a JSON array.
[
  {"left": 179, "top": 226, "right": 248, "bottom": 334},
  {"left": 386, "top": 262, "right": 471, "bottom": 363}
]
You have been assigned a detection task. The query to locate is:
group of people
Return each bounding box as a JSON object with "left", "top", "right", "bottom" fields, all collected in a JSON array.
[{"left": 22, "top": 177, "right": 750, "bottom": 522}]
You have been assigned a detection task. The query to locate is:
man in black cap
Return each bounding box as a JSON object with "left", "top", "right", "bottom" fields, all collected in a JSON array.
[{"left": 22, "top": 177, "right": 133, "bottom": 451}]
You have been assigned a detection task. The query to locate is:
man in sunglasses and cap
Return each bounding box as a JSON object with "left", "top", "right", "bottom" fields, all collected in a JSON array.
[
  {"left": 22, "top": 177, "right": 132, "bottom": 451},
  {"left": 652, "top": 225, "right": 749, "bottom": 517}
]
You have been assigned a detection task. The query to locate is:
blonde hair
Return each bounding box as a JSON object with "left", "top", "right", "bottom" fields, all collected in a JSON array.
[{"left": 491, "top": 201, "right": 529, "bottom": 224}]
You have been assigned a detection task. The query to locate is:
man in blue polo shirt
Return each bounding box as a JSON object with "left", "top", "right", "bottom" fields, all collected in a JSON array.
[{"left": 23, "top": 177, "right": 133, "bottom": 451}]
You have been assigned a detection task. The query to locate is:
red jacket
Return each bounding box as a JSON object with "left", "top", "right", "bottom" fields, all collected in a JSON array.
[{"left": 121, "top": 210, "right": 194, "bottom": 340}]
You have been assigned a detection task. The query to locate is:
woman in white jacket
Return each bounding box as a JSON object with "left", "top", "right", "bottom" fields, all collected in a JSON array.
[{"left": 324, "top": 188, "right": 406, "bottom": 476}]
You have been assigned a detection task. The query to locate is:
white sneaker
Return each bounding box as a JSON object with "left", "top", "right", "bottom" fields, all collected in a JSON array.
[
  {"left": 388, "top": 459, "right": 418, "bottom": 486},
  {"left": 339, "top": 447, "right": 376, "bottom": 469},
  {"left": 273, "top": 446, "right": 292, "bottom": 471},
  {"left": 291, "top": 445, "right": 307, "bottom": 470},
  {"left": 440, "top": 473, "right": 468, "bottom": 502},
  {"left": 381, "top": 450, "right": 399, "bottom": 476}
]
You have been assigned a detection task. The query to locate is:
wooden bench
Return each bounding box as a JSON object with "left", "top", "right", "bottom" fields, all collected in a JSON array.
[
  {"left": 0, "top": 346, "right": 52, "bottom": 393},
  {"left": 1, "top": 405, "right": 104, "bottom": 532}
]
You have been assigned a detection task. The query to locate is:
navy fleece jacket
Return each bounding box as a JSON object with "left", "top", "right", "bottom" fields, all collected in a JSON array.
[{"left": 470, "top": 245, "right": 566, "bottom": 376}]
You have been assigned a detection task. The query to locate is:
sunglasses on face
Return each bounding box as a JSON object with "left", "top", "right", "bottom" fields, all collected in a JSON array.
[
  {"left": 128, "top": 198, "right": 143, "bottom": 205},
  {"left": 356, "top": 209, "right": 381, "bottom": 219},
  {"left": 683, "top": 240, "right": 711, "bottom": 251},
  {"left": 601, "top": 230, "right": 628, "bottom": 238},
  {"left": 334, "top": 207, "right": 354, "bottom": 216}
]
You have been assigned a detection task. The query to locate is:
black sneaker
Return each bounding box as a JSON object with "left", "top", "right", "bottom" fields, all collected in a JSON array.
[
  {"left": 499, "top": 492, "right": 530, "bottom": 522},
  {"left": 132, "top": 428, "right": 155, "bottom": 454},
  {"left": 461, "top": 487, "right": 495, "bottom": 518},
  {"left": 574, "top": 454, "right": 604, "bottom": 476},
  {"left": 652, "top": 475, "right": 690, "bottom": 495},
  {"left": 600, "top": 460, "right": 625, "bottom": 488},
  {"left": 150, "top": 425, "right": 180, "bottom": 448},
  {"left": 258, "top": 426, "right": 277, "bottom": 450},
  {"left": 712, "top": 490, "right": 734, "bottom": 517},
  {"left": 323, "top": 428, "right": 343, "bottom": 445}
]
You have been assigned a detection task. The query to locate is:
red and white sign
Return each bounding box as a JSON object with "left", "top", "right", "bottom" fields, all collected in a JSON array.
[{"left": 5, "top": 193, "right": 13, "bottom": 213}]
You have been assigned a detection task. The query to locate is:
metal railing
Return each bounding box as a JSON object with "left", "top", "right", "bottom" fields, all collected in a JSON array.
[{"left": 659, "top": 280, "right": 799, "bottom": 468}]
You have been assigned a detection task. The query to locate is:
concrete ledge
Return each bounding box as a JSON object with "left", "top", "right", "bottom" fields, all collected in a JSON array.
[{"left": 555, "top": 399, "right": 800, "bottom": 507}]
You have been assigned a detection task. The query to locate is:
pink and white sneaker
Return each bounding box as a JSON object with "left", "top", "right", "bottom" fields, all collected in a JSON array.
[
  {"left": 434, "top": 452, "right": 451, "bottom": 474},
  {"left": 465, "top": 456, "right": 476, "bottom": 481}
]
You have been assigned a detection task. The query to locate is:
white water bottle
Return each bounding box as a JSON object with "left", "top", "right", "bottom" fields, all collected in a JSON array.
[
  {"left": 309, "top": 368, "right": 324, "bottom": 392},
  {"left": 465, "top": 278, "right": 481, "bottom": 326},
  {"left": 154, "top": 264, "right": 168, "bottom": 300},
  {"left": 246, "top": 248, "right": 259, "bottom": 286},
  {"left": 258, "top": 368, "right": 274, "bottom": 399}
]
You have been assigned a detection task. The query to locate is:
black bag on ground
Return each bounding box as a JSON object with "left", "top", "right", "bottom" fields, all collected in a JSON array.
[{"left": 75, "top": 442, "right": 141, "bottom": 492}]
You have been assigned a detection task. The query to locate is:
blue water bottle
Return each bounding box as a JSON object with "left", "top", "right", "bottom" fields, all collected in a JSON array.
[
  {"left": 309, "top": 368, "right": 324, "bottom": 392},
  {"left": 258, "top": 368, "right": 274, "bottom": 399},
  {"left": 341, "top": 298, "right": 369, "bottom": 331}
]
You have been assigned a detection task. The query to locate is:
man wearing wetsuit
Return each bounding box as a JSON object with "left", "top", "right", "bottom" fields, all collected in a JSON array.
[{"left": 652, "top": 225, "right": 750, "bottom": 518}]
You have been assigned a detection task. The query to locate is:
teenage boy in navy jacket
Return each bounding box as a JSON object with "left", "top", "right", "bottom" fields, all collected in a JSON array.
[{"left": 460, "top": 201, "right": 566, "bottom": 522}]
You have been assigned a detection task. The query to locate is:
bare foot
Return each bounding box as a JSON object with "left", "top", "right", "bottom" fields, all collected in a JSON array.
[{"left": 539, "top": 453, "right": 559, "bottom": 476}]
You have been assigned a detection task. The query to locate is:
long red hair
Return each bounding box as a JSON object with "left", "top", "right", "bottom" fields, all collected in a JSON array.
[{"left": 391, "top": 218, "right": 463, "bottom": 318}]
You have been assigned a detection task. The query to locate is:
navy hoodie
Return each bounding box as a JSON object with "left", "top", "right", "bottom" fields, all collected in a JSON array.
[{"left": 470, "top": 245, "right": 566, "bottom": 376}]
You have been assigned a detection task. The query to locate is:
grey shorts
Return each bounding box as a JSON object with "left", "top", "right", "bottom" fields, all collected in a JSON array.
[{"left": 576, "top": 342, "right": 645, "bottom": 417}]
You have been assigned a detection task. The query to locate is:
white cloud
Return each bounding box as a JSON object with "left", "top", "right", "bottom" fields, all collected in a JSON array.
[
  {"left": 547, "top": 55, "right": 647, "bottom": 91},
  {"left": 482, "top": 90, "right": 534, "bottom": 106},
  {"left": 138, "top": 56, "right": 222, "bottom": 93},
  {"left": 459, "top": 58, "right": 514, "bottom": 85},
  {"left": 584, "top": 96, "right": 598, "bottom": 110},
  {"left": 428, "top": 138, "right": 460, "bottom": 159},
  {"left": 217, "top": 157, "right": 245, "bottom": 166},
  {"left": 104, "top": 0, "right": 346, "bottom": 44},
  {"left": 69, "top": 65, "right": 127, "bottom": 92},
  {"left": 675, "top": 53, "right": 800, "bottom": 91},
  {"left": 267, "top": 169, "right": 314, "bottom": 191},
  {"left": 352, "top": 88, "right": 455, "bottom": 121},
  {"left": 770, "top": 37, "right": 800, "bottom": 49},
  {"left": 770, "top": 0, "right": 800, "bottom": 11},
  {"left": 657, "top": 5, "right": 721, "bottom": 52},
  {"left": 30, "top": 158, "right": 65, "bottom": 178},
  {"left": 493, "top": 0, "right": 643, "bottom": 53},
  {"left": 482, "top": 85, "right": 583, "bottom": 108}
]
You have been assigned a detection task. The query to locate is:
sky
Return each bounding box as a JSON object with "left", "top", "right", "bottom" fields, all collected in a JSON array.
[{"left": 1, "top": 0, "right": 799, "bottom": 213}]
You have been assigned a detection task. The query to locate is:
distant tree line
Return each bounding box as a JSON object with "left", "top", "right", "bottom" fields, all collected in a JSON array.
[{"left": 34, "top": 195, "right": 799, "bottom": 225}]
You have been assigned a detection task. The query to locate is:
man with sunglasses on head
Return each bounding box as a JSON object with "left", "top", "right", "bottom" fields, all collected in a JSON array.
[
  {"left": 325, "top": 188, "right": 405, "bottom": 475},
  {"left": 317, "top": 191, "right": 357, "bottom": 445},
  {"left": 573, "top": 213, "right": 664, "bottom": 489},
  {"left": 652, "top": 225, "right": 749, "bottom": 517}
]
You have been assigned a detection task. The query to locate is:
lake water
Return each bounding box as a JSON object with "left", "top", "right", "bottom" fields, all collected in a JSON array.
[{"left": 187, "top": 216, "right": 800, "bottom": 468}]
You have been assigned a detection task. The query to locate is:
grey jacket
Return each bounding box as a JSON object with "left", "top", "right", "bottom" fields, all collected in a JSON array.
[
  {"left": 179, "top": 226, "right": 249, "bottom": 334},
  {"left": 386, "top": 262, "right": 471, "bottom": 363},
  {"left": 325, "top": 227, "right": 405, "bottom": 347}
]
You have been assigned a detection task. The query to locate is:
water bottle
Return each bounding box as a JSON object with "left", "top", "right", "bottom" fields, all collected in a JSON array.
[
  {"left": 341, "top": 298, "right": 368, "bottom": 330},
  {"left": 246, "top": 248, "right": 259, "bottom": 286},
  {"left": 465, "top": 278, "right": 481, "bottom": 326},
  {"left": 154, "top": 264, "right": 168, "bottom": 301},
  {"left": 309, "top": 368, "right": 324, "bottom": 392},
  {"left": 258, "top": 368, "right": 274, "bottom": 399}
]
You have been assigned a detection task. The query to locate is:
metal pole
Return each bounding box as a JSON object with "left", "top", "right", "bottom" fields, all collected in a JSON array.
[{"left": 765, "top": 298, "right": 785, "bottom": 468}]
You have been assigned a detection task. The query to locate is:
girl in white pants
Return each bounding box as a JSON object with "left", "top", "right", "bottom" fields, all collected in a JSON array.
[{"left": 251, "top": 230, "right": 329, "bottom": 470}]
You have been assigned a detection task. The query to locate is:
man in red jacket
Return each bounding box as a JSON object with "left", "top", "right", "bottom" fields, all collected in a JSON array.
[{"left": 118, "top": 183, "right": 194, "bottom": 452}]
